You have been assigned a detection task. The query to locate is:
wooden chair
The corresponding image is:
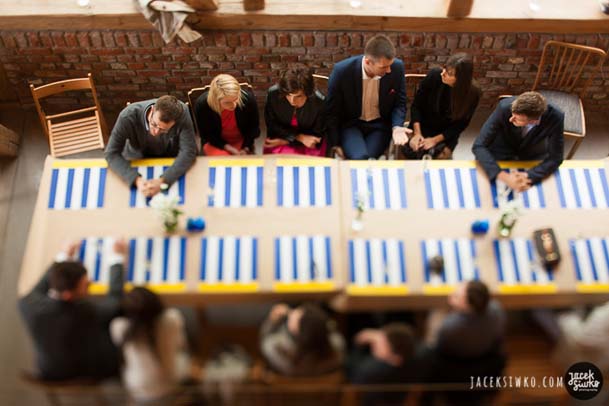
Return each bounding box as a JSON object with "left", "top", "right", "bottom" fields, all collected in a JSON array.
[
  {"left": 257, "top": 365, "right": 344, "bottom": 406},
  {"left": 20, "top": 370, "right": 111, "bottom": 406},
  {"left": 29, "top": 73, "right": 108, "bottom": 157},
  {"left": 532, "top": 40, "right": 607, "bottom": 159},
  {"left": 312, "top": 73, "right": 329, "bottom": 99}
]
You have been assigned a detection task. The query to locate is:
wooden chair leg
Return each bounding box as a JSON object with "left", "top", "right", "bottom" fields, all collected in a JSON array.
[{"left": 566, "top": 138, "right": 583, "bottom": 160}]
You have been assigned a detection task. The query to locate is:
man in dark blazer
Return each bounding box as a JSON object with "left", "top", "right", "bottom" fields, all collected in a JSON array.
[
  {"left": 472, "top": 91, "right": 564, "bottom": 192},
  {"left": 19, "top": 240, "right": 126, "bottom": 381},
  {"left": 326, "top": 35, "right": 409, "bottom": 159}
]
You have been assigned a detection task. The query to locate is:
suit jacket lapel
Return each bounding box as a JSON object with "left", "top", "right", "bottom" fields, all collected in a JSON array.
[
  {"left": 379, "top": 73, "right": 389, "bottom": 113},
  {"left": 354, "top": 57, "right": 363, "bottom": 118}
]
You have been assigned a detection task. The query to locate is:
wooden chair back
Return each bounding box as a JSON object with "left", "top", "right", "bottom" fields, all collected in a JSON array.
[
  {"left": 29, "top": 73, "right": 107, "bottom": 157},
  {"left": 532, "top": 41, "right": 606, "bottom": 158},
  {"left": 258, "top": 367, "right": 344, "bottom": 406},
  {"left": 312, "top": 74, "right": 329, "bottom": 99},
  {"left": 20, "top": 370, "right": 110, "bottom": 406},
  {"left": 533, "top": 40, "right": 606, "bottom": 98},
  {"left": 404, "top": 73, "right": 425, "bottom": 125}
]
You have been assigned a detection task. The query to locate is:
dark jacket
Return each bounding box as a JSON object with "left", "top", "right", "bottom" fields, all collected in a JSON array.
[
  {"left": 264, "top": 84, "right": 327, "bottom": 145},
  {"left": 326, "top": 55, "right": 406, "bottom": 149},
  {"left": 104, "top": 99, "right": 197, "bottom": 186},
  {"left": 194, "top": 88, "right": 260, "bottom": 151},
  {"left": 18, "top": 265, "right": 124, "bottom": 381},
  {"left": 410, "top": 67, "right": 479, "bottom": 150},
  {"left": 472, "top": 97, "right": 564, "bottom": 184},
  {"left": 346, "top": 346, "right": 421, "bottom": 406}
]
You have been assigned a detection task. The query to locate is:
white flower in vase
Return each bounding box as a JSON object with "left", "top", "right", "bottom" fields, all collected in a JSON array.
[{"left": 149, "top": 188, "right": 182, "bottom": 233}]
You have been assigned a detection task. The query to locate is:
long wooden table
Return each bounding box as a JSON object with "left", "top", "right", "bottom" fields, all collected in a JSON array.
[{"left": 19, "top": 156, "right": 609, "bottom": 310}]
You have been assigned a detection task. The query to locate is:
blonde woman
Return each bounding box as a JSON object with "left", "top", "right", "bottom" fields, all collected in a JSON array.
[{"left": 194, "top": 74, "right": 260, "bottom": 156}]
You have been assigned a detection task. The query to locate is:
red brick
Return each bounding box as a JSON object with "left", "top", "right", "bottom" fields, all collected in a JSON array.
[
  {"left": 116, "top": 54, "right": 134, "bottom": 63},
  {"left": 277, "top": 34, "right": 289, "bottom": 47},
  {"left": 239, "top": 33, "right": 252, "bottom": 47},
  {"left": 214, "top": 34, "right": 226, "bottom": 46},
  {"left": 114, "top": 32, "right": 128, "bottom": 47},
  {"left": 326, "top": 33, "right": 338, "bottom": 47},
  {"left": 50, "top": 32, "right": 66, "bottom": 47},
  {"left": 139, "top": 32, "right": 153, "bottom": 47},
  {"left": 102, "top": 32, "right": 116, "bottom": 48},
  {"left": 127, "top": 33, "right": 140, "bottom": 47},
  {"left": 14, "top": 32, "right": 27, "bottom": 48},
  {"left": 91, "top": 49, "right": 124, "bottom": 56},
  {"left": 26, "top": 33, "right": 41, "bottom": 47},
  {"left": 251, "top": 33, "right": 264, "bottom": 47},
  {"left": 1, "top": 33, "right": 16, "bottom": 48},
  {"left": 313, "top": 33, "right": 325, "bottom": 48},
  {"left": 63, "top": 32, "right": 78, "bottom": 48}
]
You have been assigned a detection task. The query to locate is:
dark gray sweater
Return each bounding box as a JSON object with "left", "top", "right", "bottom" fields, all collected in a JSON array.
[{"left": 104, "top": 99, "right": 197, "bottom": 186}]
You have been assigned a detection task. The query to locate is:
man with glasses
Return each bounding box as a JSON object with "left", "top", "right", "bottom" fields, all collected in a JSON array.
[
  {"left": 326, "top": 34, "right": 410, "bottom": 159},
  {"left": 105, "top": 95, "right": 197, "bottom": 197},
  {"left": 472, "top": 91, "right": 564, "bottom": 192}
]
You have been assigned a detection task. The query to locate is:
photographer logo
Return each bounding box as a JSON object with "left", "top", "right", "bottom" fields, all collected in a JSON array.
[{"left": 565, "top": 362, "right": 603, "bottom": 400}]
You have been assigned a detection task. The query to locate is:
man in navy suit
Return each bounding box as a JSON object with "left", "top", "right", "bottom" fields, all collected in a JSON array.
[
  {"left": 472, "top": 91, "right": 564, "bottom": 192},
  {"left": 326, "top": 35, "right": 409, "bottom": 160}
]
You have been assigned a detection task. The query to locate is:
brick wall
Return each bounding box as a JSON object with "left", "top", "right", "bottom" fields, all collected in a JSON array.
[{"left": 1, "top": 30, "right": 608, "bottom": 117}]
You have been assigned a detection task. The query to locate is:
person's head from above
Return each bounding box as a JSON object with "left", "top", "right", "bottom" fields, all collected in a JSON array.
[
  {"left": 121, "top": 287, "right": 165, "bottom": 347},
  {"left": 287, "top": 303, "right": 333, "bottom": 358},
  {"left": 375, "top": 323, "right": 416, "bottom": 367},
  {"left": 449, "top": 280, "right": 490, "bottom": 315},
  {"left": 441, "top": 52, "right": 473, "bottom": 89},
  {"left": 48, "top": 261, "right": 89, "bottom": 301},
  {"left": 208, "top": 74, "right": 245, "bottom": 114},
  {"left": 149, "top": 95, "right": 182, "bottom": 137},
  {"left": 279, "top": 67, "right": 315, "bottom": 109},
  {"left": 363, "top": 35, "right": 396, "bottom": 78},
  {"left": 510, "top": 91, "right": 547, "bottom": 127}
]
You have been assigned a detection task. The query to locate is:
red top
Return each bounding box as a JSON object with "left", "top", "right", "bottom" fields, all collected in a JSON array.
[{"left": 221, "top": 109, "right": 243, "bottom": 148}]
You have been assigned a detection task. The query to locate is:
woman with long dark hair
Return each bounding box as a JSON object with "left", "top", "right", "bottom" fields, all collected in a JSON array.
[
  {"left": 110, "top": 287, "right": 191, "bottom": 403},
  {"left": 404, "top": 53, "right": 480, "bottom": 159},
  {"left": 260, "top": 303, "right": 345, "bottom": 376}
]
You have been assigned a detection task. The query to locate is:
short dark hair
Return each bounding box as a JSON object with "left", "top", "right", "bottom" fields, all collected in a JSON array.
[
  {"left": 364, "top": 35, "right": 396, "bottom": 61},
  {"left": 294, "top": 303, "right": 333, "bottom": 360},
  {"left": 279, "top": 67, "right": 315, "bottom": 97},
  {"left": 382, "top": 323, "right": 415, "bottom": 363},
  {"left": 511, "top": 91, "right": 547, "bottom": 119},
  {"left": 48, "top": 261, "right": 87, "bottom": 292},
  {"left": 466, "top": 280, "right": 490, "bottom": 314},
  {"left": 154, "top": 95, "right": 183, "bottom": 123}
]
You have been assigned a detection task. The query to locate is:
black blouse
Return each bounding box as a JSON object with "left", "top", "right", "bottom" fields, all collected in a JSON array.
[
  {"left": 410, "top": 67, "right": 479, "bottom": 150},
  {"left": 264, "top": 84, "right": 327, "bottom": 145}
]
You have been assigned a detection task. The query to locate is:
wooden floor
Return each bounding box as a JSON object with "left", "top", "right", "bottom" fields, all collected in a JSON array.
[{"left": 0, "top": 105, "right": 607, "bottom": 405}]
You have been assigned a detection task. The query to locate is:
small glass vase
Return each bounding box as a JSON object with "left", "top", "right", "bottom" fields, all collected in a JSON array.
[{"left": 163, "top": 211, "right": 181, "bottom": 234}]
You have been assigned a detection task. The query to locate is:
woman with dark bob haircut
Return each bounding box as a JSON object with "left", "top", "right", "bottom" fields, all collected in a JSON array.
[
  {"left": 404, "top": 53, "right": 480, "bottom": 159},
  {"left": 263, "top": 67, "right": 328, "bottom": 156}
]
